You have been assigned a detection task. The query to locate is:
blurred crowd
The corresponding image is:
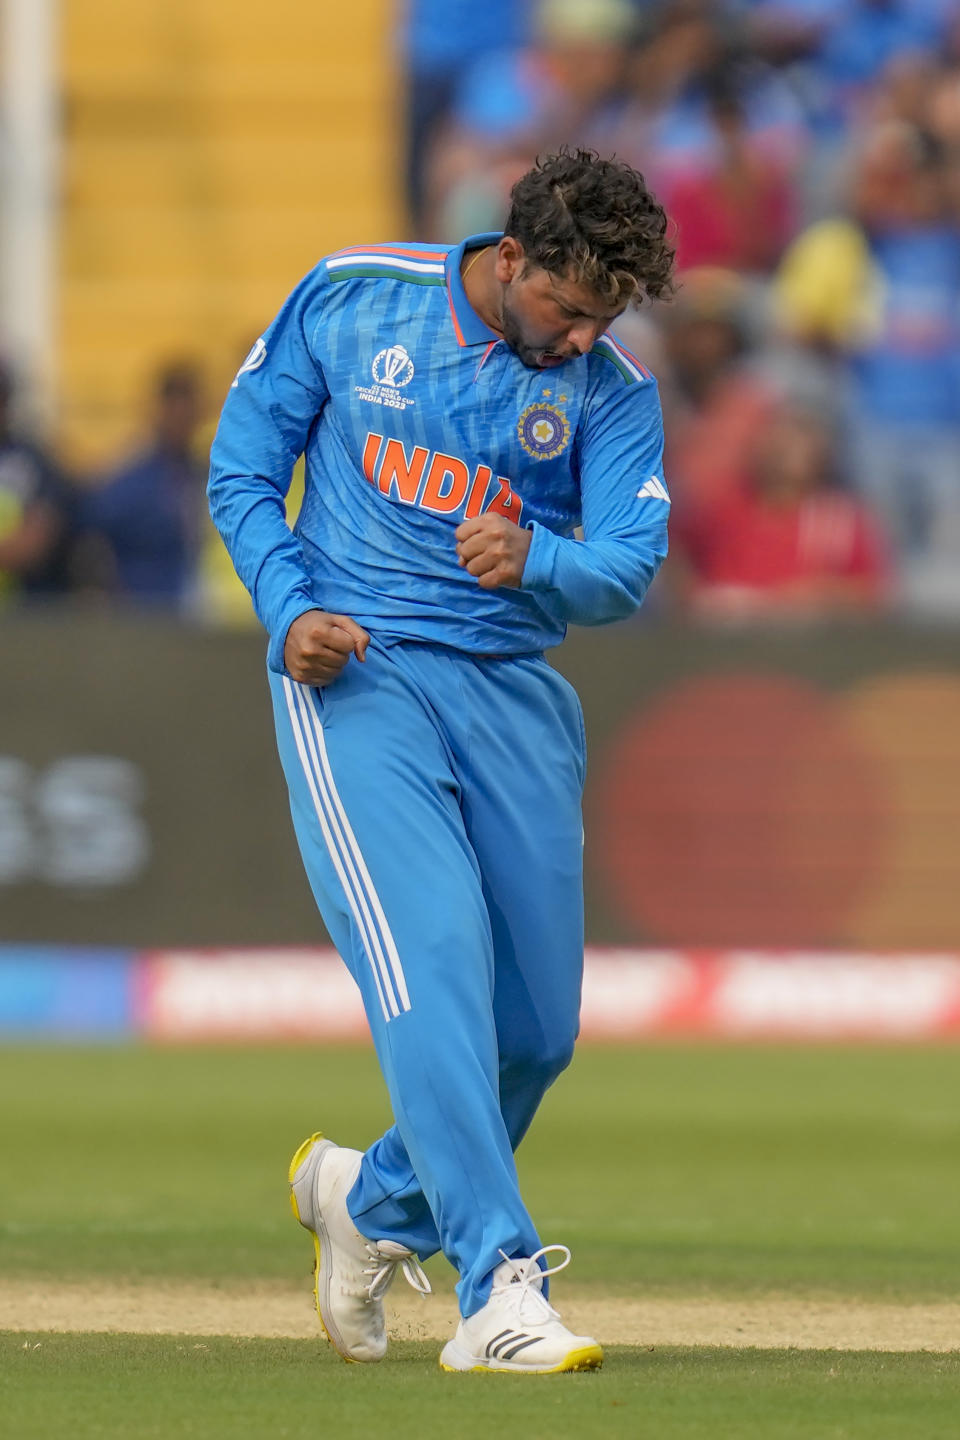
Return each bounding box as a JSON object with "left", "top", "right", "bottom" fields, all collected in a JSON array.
[
  {"left": 0, "top": 357, "right": 211, "bottom": 616},
  {"left": 406, "top": 0, "right": 960, "bottom": 620},
  {"left": 3, "top": 0, "right": 960, "bottom": 624}
]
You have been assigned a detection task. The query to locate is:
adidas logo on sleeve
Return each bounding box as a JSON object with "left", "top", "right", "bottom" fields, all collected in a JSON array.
[{"left": 637, "top": 474, "right": 670, "bottom": 503}]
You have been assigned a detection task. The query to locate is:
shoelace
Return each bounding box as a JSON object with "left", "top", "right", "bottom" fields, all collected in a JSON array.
[
  {"left": 363, "top": 1241, "right": 432, "bottom": 1302},
  {"left": 492, "top": 1243, "right": 572, "bottom": 1323}
]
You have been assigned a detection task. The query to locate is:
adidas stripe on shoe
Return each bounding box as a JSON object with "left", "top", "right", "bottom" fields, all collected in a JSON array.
[{"left": 439, "top": 1246, "right": 602, "bottom": 1374}]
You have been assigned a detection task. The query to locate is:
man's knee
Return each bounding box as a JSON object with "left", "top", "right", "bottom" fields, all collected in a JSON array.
[{"left": 499, "top": 1033, "right": 576, "bottom": 1090}]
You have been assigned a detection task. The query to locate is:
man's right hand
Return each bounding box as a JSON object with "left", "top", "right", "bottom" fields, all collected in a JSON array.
[{"left": 283, "top": 610, "right": 370, "bottom": 686}]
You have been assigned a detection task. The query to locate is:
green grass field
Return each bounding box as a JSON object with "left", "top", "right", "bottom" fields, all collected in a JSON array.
[{"left": 2, "top": 1042, "right": 959, "bottom": 1437}]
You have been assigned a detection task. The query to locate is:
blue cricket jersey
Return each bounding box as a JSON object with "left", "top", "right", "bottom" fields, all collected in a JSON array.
[{"left": 208, "top": 233, "right": 669, "bottom": 671}]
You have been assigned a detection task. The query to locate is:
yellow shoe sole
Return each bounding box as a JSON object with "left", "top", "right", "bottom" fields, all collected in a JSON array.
[
  {"left": 288, "top": 1132, "right": 324, "bottom": 1200},
  {"left": 289, "top": 1132, "right": 360, "bottom": 1362},
  {"left": 440, "top": 1342, "right": 604, "bottom": 1374}
]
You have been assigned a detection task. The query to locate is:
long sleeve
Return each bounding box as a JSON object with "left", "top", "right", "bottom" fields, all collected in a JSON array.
[
  {"left": 520, "top": 376, "right": 669, "bottom": 625},
  {"left": 208, "top": 267, "right": 330, "bottom": 672}
]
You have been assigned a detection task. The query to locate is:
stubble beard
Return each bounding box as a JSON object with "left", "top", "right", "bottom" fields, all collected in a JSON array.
[{"left": 500, "top": 294, "right": 550, "bottom": 371}]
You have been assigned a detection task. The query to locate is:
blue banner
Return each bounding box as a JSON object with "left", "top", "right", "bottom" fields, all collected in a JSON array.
[{"left": 0, "top": 947, "right": 136, "bottom": 1037}]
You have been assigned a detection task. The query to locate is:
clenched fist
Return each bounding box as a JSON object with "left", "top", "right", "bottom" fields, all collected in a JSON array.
[
  {"left": 284, "top": 610, "right": 370, "bottom": 685},
  {"left": 455, "top": 514, "right": 532, "bottom": 590}
]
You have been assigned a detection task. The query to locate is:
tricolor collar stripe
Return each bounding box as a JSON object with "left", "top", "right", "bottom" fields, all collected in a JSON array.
[
  {"left": 299, "top": 685, "right": 411, "bottom": 1015},
  {"left": 330, "top": 244, "right": 449, "bottom": 263},
  {"left": 602, "top": 334, "right": 651, "bottom": 381},
  {"left": 327, "top": 255, "right": 445, "bottom": 276}
]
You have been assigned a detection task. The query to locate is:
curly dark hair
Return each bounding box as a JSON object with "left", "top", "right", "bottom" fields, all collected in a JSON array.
[{"left": 504, "top": 149, "right": 675, "bottom": 307}]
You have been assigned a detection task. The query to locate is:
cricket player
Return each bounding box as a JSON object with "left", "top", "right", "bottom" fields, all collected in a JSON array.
[{"left": 208, "top": 149, "right": 673, "bottom": 1374}]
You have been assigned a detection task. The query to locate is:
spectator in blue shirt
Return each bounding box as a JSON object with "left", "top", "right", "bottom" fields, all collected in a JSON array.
[
  {"left": 402, "top": 0, "right": 533, "bottom": 228},
  {"left": 83, "top": 362, "right": 207, "bottom": 609}
]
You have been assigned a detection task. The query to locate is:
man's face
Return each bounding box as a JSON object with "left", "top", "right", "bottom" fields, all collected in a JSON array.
[{"left": 496, "top": 241, "right": 627, "bottom": 370}]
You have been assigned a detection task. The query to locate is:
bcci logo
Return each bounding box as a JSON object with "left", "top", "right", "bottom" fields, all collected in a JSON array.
[
  {"left": 372, "top": 345, "right": 415, "bottom": 389},
  {"left": 518, "top": 403, "right": 571, "bottom": 461}
]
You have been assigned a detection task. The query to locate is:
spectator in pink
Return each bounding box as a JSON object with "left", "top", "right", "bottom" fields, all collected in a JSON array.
[
  {"left": 660, "top": 71, "right": 798, "bottom": 273},
  {"left": 658, "top": 268, "right": 778, "bottom": 525},
  {"left": 678, "top": 398, "right": 890, "bottom": 620}
]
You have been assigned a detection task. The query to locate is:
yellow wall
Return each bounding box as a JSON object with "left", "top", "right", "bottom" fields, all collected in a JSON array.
[{"left": 59, "top": 0, "right": 401, "bottom": 469}]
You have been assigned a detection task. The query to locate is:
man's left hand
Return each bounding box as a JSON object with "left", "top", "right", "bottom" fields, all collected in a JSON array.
[{"left": 455, "top": 515, "right": 532, "bottom": 590}]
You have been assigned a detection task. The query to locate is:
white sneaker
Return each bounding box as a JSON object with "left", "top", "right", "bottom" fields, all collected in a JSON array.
[
  {"left": 439, "top": 1246, "right": 602, "bottom": 1373},
  {"left": 288, "top": 1132, "right": 431, "bottom": 1363}
]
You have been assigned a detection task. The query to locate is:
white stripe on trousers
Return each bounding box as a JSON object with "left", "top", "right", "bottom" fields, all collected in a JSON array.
[
  {"left": 297, "top": 685, "right": 412, "bottom": 1013},
  {"left": 282, "top": 677, "right": 410, "bottom": 1021}
]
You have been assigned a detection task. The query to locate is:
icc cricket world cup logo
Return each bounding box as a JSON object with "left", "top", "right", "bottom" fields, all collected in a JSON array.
[{"left": 372, "top": 345, "right": 415, "bottom": 388}]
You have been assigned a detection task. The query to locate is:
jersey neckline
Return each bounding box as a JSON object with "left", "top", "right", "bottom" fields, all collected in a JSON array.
[{"left": 445, "top": 233, "right": 503, "bottom": 348}]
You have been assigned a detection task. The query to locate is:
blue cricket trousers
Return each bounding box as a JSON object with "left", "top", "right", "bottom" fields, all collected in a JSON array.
[{"left": 269, "top": 638, "right": 585, "bottom": 1317}]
